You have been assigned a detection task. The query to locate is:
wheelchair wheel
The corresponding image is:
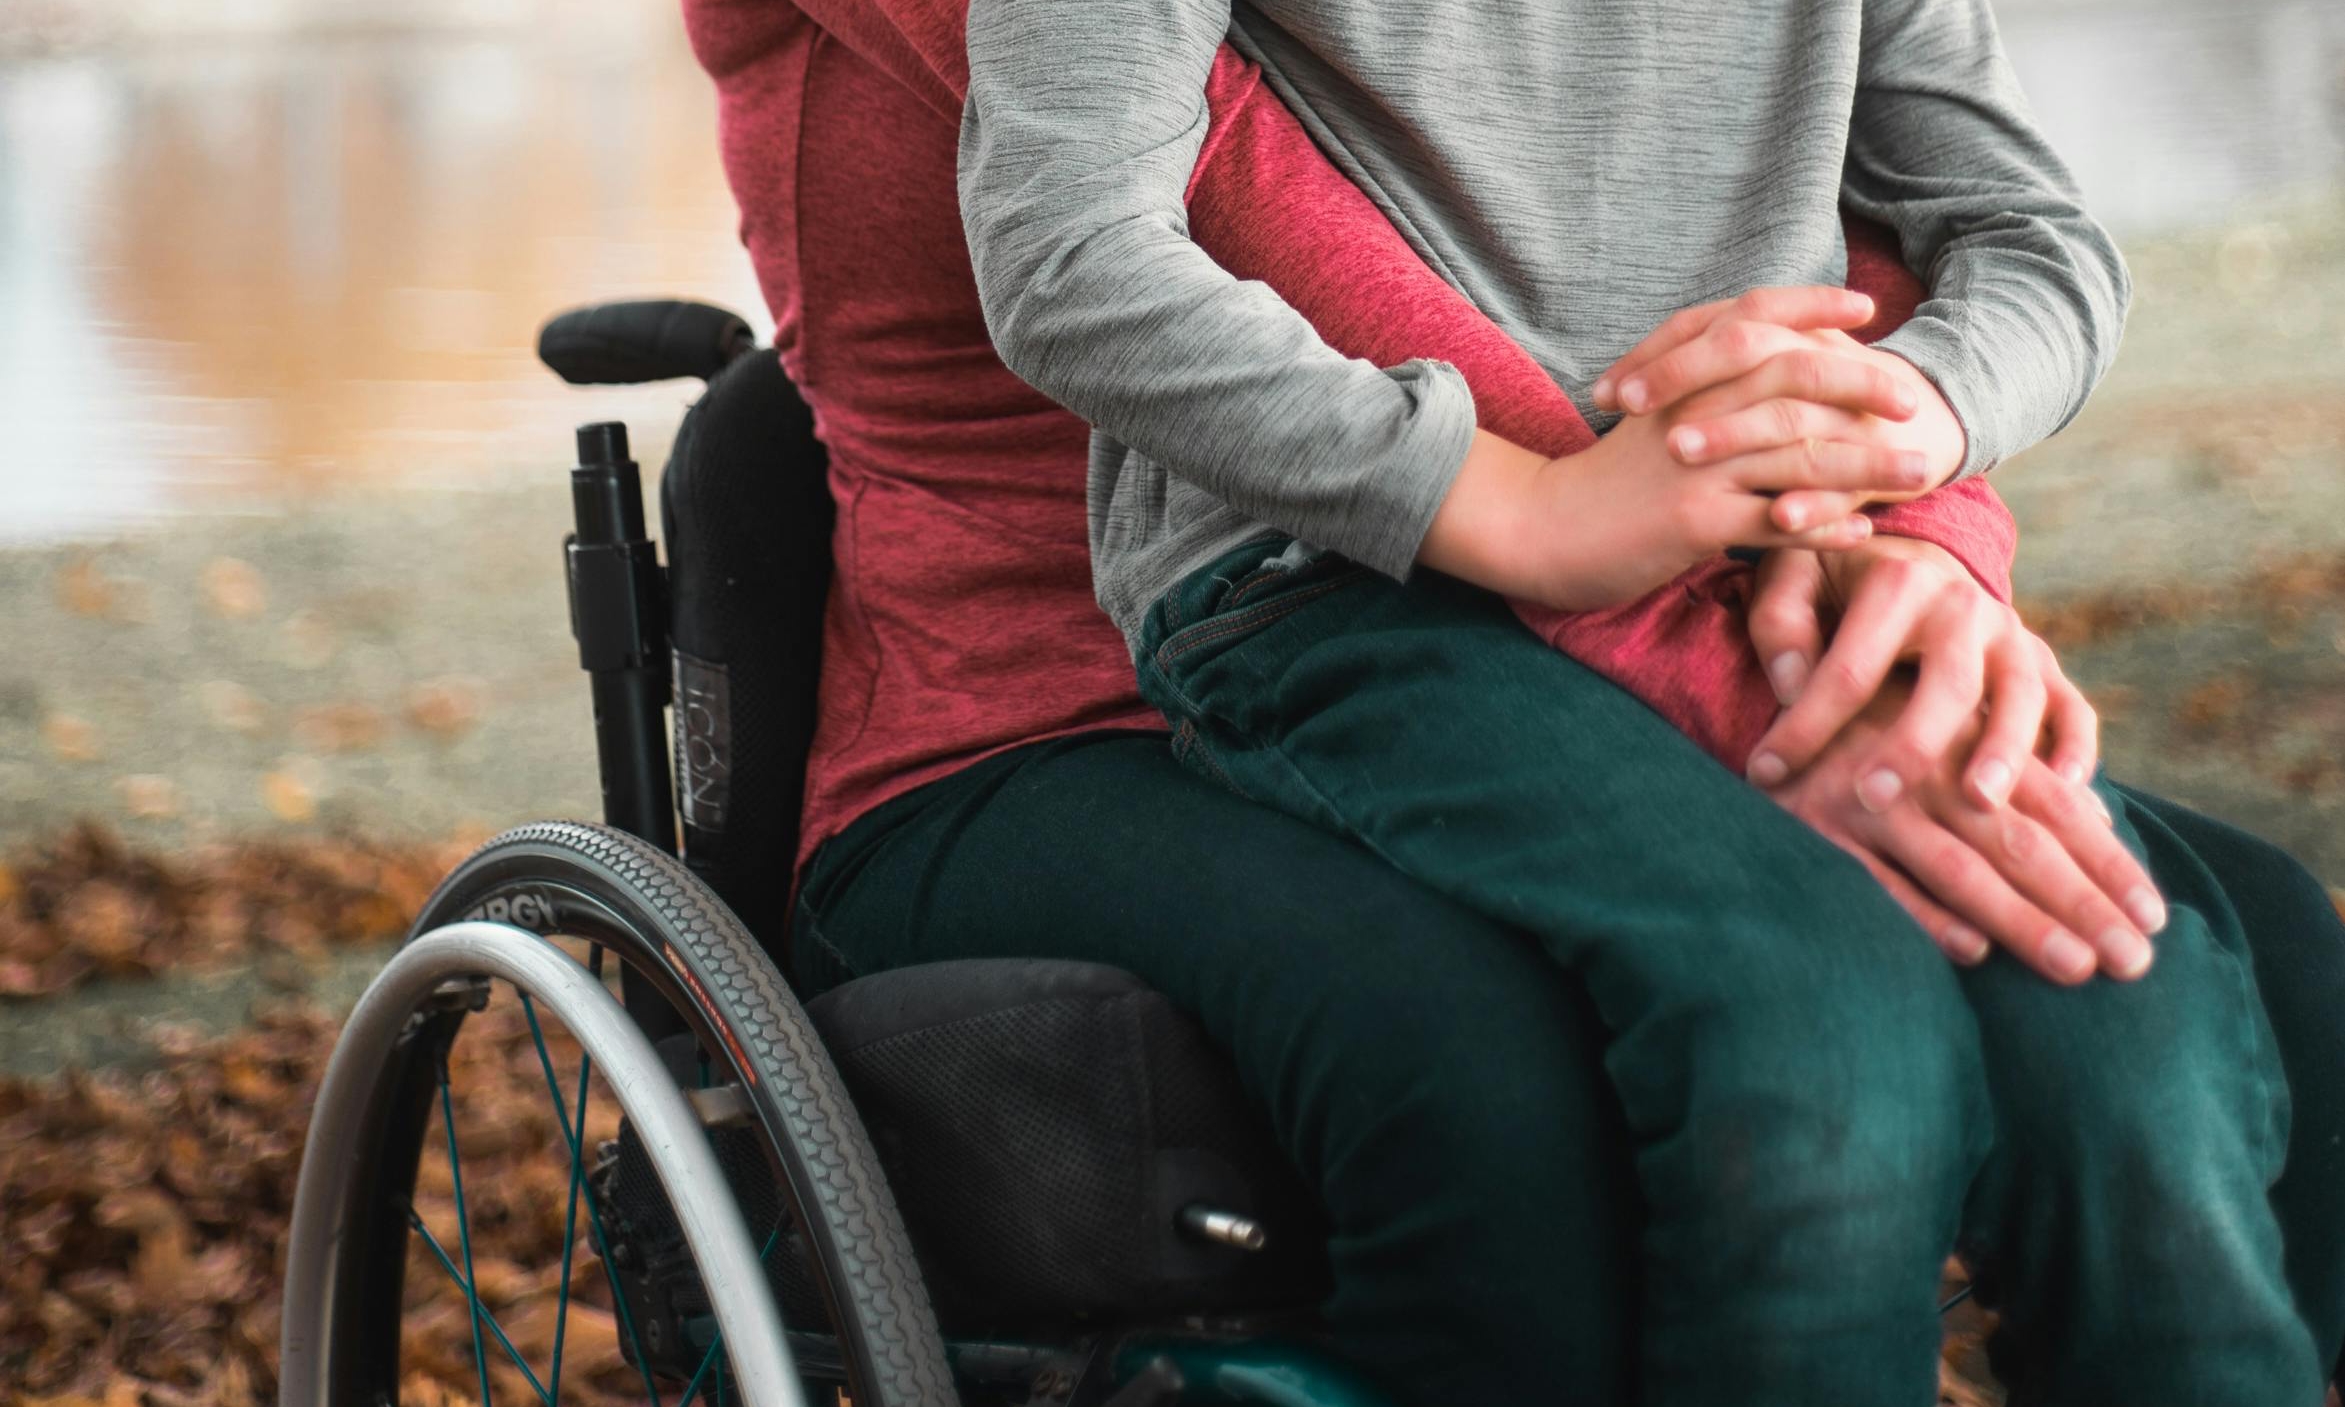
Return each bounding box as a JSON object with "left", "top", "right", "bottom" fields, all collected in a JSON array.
[{"left": 280, "top": 821, "right": 953, "bottom": 1407}]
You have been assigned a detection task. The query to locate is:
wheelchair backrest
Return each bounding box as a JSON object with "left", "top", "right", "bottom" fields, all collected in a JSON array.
[{"left": 659, "top": 348, "right": 835, "bottom": 961}]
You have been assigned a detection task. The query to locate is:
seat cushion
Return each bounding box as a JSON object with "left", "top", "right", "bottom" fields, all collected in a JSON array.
[{"left": 806, "top": 958, "right": 1330, "bottom": 1330}]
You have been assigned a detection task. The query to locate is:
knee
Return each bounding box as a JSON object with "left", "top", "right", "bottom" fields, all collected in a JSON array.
[
  {"left": 1998, "top": 905, "right": 2283, "bottom": 1158},
  {"left": 1655, "top": 933, "right": 1991, "bottom": 1259}
]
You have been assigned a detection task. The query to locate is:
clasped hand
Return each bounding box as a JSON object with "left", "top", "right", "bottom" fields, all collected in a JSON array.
[
  {"left": 1577, "top": 286, "right": 2166, "bottom": 985},
  {"left": 1511, "top": 287, "right": 1955, "bottom": 613}
]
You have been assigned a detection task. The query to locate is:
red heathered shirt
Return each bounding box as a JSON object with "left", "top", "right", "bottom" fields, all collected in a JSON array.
[{"left": 682, "top": 0, "right": 2018, "bottom": 872}]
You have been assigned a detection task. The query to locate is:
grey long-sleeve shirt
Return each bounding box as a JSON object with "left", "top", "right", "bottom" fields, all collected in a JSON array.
[{"left": 957, "top": 0, "right": 2131, "bottom": 643}]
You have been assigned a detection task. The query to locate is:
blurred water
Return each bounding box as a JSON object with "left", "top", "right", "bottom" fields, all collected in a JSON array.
[
  {"left": 0, "top": 0, "right": 2337, "bottom": 542},
  {"left": 0, "top": 21, "right": 761, "bottom": 542},
  {"left": 2000, "top": 0, "right": 2344, "bottom": 232}
]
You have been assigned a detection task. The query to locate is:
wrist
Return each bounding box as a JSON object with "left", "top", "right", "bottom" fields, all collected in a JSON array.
[
  {"left": 1417, "top": 429, "right": 1556, "bottom": 594},
  {"left": 1872, "top": 340, "right": 1974, "bottom": 484},
  {"left": 1820, "top": 532, "right": 1962, "bottom": 600}
]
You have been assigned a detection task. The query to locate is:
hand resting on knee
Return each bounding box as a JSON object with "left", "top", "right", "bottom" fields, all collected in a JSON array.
[{"left": 1576, "top": 295, "right": 2160, "bottom": 985}]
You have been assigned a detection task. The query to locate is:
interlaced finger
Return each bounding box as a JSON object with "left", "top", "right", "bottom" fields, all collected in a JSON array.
[
  {"left": 1668, "top": 345, "right": 1920, "bottom": 428},
  {"left": 1963, "top": 638, "right": 2048, "bottom": 810},
  {"left": 2035, "top": 639, "right": 2101, "bottom": 786},
  {"left": 1710, "top": 436, "right": 1930, "bottom": 501},
  {"left": 1593, "top": 287, "right": 1875, "bottom": 411},
  {"left": 1745, "top": 572, "right": 1925, "bottom": 785},
  {"left": 1848, "top": 601, "right": 1995, "bottom": 813},
  {"left": 1668, "top": 397, "right": 1871, "bottom": 466},
  {"left": 1693, "top": 495, "right": 1876, "bottom": 557},
  {"left": 2010, "top": 762, "right": 2167, "bottom": 940},
  {"left": 1870, "top": 804, "right": 2099, "bottom": 985},
  {"left": 1746, "top": 549, "right": 1831, "bottom": 706},
  {"left": 1938, "top": 776, "right": 2153, "bottom": 980}
]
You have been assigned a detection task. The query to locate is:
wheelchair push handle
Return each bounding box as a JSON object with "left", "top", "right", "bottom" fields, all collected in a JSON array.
[
  {"left": 538, "top": 299, "right": 756, "bottom": 386},
  {"left": 566, "top": 421, "right": 677, "bottom": 853}
]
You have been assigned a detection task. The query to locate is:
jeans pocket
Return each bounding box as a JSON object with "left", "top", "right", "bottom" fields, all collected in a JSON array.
[{"left": 1147, "top": 544, "right": 1367, "bottom": 679}]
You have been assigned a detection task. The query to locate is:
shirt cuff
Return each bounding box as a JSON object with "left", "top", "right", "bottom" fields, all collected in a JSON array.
[{"left": 1342, "top": 357, "right": 1482, "bottom": 581}]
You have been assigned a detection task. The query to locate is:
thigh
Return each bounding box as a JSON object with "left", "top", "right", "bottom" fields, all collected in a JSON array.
[
  {"left": 1138, "top": 546, "right": 1978, "bottom": 1095},
  {"left": 794, "top": 729, "right": 1640, "bottom": 1404},
  {"left": 1956, "top": 782, "right": 2286, "bottom": 1179},
  {"left": 1138, "top": 547, "right": 1986, "bottom": 1402},
  {"left": 1950, "top": 782, "right": 2316, "bottom": 1403},
  {"left": 794, "top": 728, "right": 1617, "bottom": 1195},
  {"left": 2118, "top": 785, "right": 2345, "bottom": 1377}
]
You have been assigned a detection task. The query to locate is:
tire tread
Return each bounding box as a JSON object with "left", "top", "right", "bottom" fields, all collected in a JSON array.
[{"left": 415, "top": 820, "right": 956, "bottom": 1407}]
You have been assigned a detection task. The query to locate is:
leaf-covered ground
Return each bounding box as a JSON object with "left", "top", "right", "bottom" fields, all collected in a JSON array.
[
  {"left": 1, "top": 994, "right": 655, "bottom": 1406},
  {"left": 0, "top": 825, "right": 676, "bottom": 1405},
  {"left": 0, "top": 825, "right": 2043, "bottom": 1407}
]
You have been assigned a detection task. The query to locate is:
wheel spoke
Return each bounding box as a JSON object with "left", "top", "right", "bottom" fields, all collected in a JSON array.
[
  {"left": 674, "top": 1224, "right": 783, "bottom": 1405},
  {"left": 676, "top": 1335, "right": 724, "bottom": 1406},
  {"left": 520, "top": 993, "right": 590, "bottom": 1405},
  {"left": 513, "top": 970, "right": 661, "bottom": 1397},
  {"left": 438, "top": 1068, "right": 499, "bottom": 1407},
  {"left": 407, "top": 1206, "right": 556, "bottom": 1407}
]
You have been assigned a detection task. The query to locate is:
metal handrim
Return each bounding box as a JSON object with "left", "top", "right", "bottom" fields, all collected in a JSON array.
[{"left": 280, "top": 920, "right": 803, "bottom": 1407}]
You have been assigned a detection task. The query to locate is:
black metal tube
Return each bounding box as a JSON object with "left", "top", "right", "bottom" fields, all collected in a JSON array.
[
  {"left": 571, "top": 422, "right": 644, "bottom": 543},
  {"left": 567, "top": 420, "right": 676, "bottom": 855},
  {"left": 565, "top": 420, "right": 683, "bottom": 1042},
  {"left": 588, "top": 671, "right": 676, "bottom": 850}
]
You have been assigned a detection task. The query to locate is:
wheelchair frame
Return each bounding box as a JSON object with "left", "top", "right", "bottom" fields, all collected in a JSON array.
[
  {"left": 278, "top": 302, "right": 1403, "bottom": 1407},
  {"left": 557, "top": 393, "right": 1396, "bottom": 1407}
]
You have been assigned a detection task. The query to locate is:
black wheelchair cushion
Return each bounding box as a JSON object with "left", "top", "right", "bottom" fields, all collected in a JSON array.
[
  {"left": 807, "top": 959, "right": 1330, "bottom": 1330},
  {"left": 604, "top": 958, "right": 1329, "bottom": 1338}
]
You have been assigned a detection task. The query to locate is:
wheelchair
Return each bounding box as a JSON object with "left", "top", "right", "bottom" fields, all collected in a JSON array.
[{"left": 278, "top": 299, "right": 1392, "bottom": 1407}]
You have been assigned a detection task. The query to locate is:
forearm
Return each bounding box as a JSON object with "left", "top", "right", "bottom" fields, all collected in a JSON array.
[
  {"left": 1868, "top": 481, "right": 2016, "bottom": 605},
  {"left": 1845, "top": 214, "right": 2020, "bottom": 604},
  {"left": 959, "top": 0, "right": 1478, "bottom": 579},
  {"left": 1848, "top": 0, "right": 2131, "bottom": 476}
]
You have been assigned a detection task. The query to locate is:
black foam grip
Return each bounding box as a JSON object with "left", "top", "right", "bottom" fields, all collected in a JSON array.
[{"left": 537, "top": 299, "right": 756, "bottom": 385}]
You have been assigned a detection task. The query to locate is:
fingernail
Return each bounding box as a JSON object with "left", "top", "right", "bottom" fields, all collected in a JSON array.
[
  {"left": 1846, "top": 515, "right": 1873, "bottom": 540},
  {"left": 1592, "top": 376, "right": 1615, "bottom": 406},
  {"left": 1857, "top": 768, "right": 1904, "bottom": 812},
  {"left": 1895, "top": 384, "right": 1918, "bottom": 415},
  {"left": 1780, "top": 499, "right": 1808, "bottom": 531},
  {"left": 2088, "top": 789, "right": 2114, "bottom": 826},
  {"left": 1620, "top": 378, "right": 1650, "bottom": 414},
  {"left": 2043, "top": 930, "right": 2097, "bottom": 983},
  {"left": 1897, "top": 452, "right": 1929, "bottom": 487},
  {"left": 2126, "top": 885, "right": 2168, "bottom": 935},
  {"left": 2058, "top": 760, "right": 2089, "bottom": 786},
  {"left": 1748, "top": 751, "right": 1789, "bottom": 786},
  {"left": 1972, "top": 758, "right": 2014, "bottom": 806},
  {"left": 1946, "top": 922, "right": 1991, "bottom": 965},
  {"left": 1766, "top": 652, "right": 1809, "bottom": 705},
  {"left": 2102, "top": 928, "right": 2155, "bottom": 980},
  {"left": 1673, "top": 428, "right": 1707, "bottom": 459}
]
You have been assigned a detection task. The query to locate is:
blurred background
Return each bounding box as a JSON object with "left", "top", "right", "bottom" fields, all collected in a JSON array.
[{"left": 0, "top": 0, "right": 2339, "bottom": 1400}]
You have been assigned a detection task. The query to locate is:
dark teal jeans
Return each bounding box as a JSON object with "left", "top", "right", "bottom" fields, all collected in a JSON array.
[
  {"left": 796, "top": 730, "right": 1642, "bottom": 1405},
  {"left": 1126, "top": 538, "right": 2328, "bottom": 1407}
]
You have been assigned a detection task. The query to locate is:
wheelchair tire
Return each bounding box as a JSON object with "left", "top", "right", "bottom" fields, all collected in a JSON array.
[{"left": 291, "top": 820, "right": 953, "bottom": 1407}]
